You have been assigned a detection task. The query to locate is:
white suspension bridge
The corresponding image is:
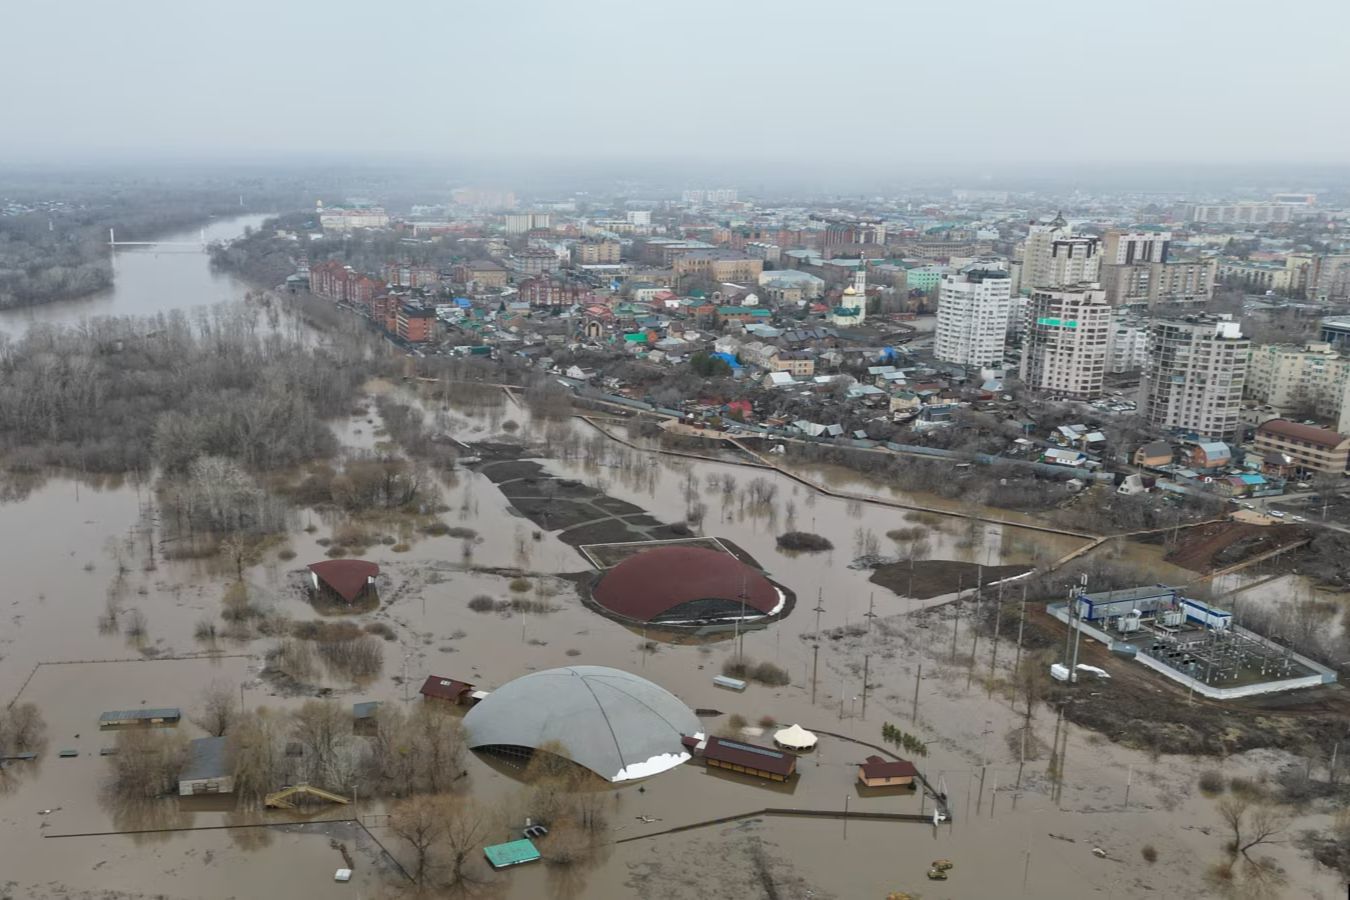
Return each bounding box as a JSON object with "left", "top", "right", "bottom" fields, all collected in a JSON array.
[{"left": 107, "top": 228, "right": 210, "bottom": 251}]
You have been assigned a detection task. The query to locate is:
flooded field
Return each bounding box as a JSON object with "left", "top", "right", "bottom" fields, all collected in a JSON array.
[{"left": 0, "top": 232, "right": 1344, "bottom": 898}]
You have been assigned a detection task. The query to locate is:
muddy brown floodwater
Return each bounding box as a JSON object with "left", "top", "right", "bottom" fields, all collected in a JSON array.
[{"left": 1, "top": 323, "right": 1346, "bottom": 896}]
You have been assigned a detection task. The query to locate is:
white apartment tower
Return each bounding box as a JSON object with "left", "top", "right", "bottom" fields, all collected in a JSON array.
[
  {"left": 1142, "top": 315, "right": 1250, "bottom": 441},
  {"left": 935, "top": 268, "right": 1012, "bottom": 367},
  {"left": 1020, "top": 286, "right": 1111, "bottom": 399},
  {"left": 1022, "top": 213, "right": 1100, "bottom": 292}
]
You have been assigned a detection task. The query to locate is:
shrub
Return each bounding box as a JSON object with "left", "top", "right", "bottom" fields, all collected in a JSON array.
[
  {"left": 277, "top": 548, "right": 297, "bottom": 561},
  {"left": 468, "top": 595, "right": 496, "bottom": 613},
  {"left": 1141, "top": 844, "right": 1158, "bottom": 864},
  {"left": 1198, "top": 770, "right": 1225, "bottom": 797},
  {"left": 364, "top": 622, "right": 397, "bottom": 641},
  {"left": 316, "top": 635, "right": 384, "bottom": 680},
  {"left": 750, "top": 661, "right": 790, "bottom": 686},
  {"left": 509, "top": 577, "right": 531, "bottom": 593},
  {"left": 391, "top": 543, "right": 411, "bottom": 553},
  {"left": 722, "top": 658, "right": 751, "bottom": 679},
  {"left": 776, "top": 531, "right": 834, "bottom": 552},
  {"left": 758, "top": 715, "right": 777, "bottom": 728},
  {"left": 727, "top": 713, "right": 748, "bottom": 731}
]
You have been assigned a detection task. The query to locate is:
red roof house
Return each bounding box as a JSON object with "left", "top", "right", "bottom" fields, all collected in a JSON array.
[{"left": 306, "top": 560, "right": 380, "bottom": 604}]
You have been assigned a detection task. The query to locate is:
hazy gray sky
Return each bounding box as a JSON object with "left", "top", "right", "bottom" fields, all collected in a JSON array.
[{"left": 6, "top": 0, "right": 1347, "bottom": 169}]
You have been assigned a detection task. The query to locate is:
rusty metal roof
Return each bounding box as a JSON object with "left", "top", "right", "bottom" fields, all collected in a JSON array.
[
  {"left": 593, "top": 547, "right": 778, "bottom": 622},
  {"left": 703, "top": 736, "right": 796, "bottom": 777},
  {"left": 307, "top": 560, "right": 379, "bottom": 602},
  {"left": 419, "top": 676, "right": 473, "bottom": 701}
]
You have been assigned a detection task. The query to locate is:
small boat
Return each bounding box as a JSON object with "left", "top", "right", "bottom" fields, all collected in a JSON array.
[
  {"left": 931, "top": 859, "right": 954, "bottom": 871},
  {"left": 926, "top": 867, "right": 948, "bottom": 881}
]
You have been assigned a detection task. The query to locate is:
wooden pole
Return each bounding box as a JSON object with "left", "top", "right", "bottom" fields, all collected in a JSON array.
[
  {"left": 811, "top": 644, "right": 819, "bottom": 704},
  {"left": 912, "top": 662, "right": 922, "bottom": 723},
  {"left": 989, "top": 579, "right": 1004, "bottom": 697},
  {"left": 861, "top": 654, "right": 869, "bottom": 720}
]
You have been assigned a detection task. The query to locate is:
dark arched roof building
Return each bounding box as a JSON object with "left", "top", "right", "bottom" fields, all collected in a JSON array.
[{"left": 592, "top": 546, "right": 782, "bottom": 625}]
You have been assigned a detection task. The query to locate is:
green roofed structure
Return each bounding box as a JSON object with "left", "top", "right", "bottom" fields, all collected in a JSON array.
[{"left": 484, "top": 839, "right": 540, "bottom": 869}]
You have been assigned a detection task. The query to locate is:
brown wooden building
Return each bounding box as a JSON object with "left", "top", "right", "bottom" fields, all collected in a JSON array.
[{"left": 700, "top": 736, "right": 796, "bottom": 782}]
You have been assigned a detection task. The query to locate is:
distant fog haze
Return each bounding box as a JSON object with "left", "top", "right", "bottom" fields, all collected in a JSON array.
[{"left": 5, "top": 0, "right": 1348, "bottom": 173}]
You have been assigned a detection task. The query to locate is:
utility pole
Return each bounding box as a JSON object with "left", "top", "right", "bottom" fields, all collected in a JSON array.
[
  {"left": 813, "top": 587, "right": 824, "bottom": 638},
  {"left": 1015, "top": 584, "right": 1027, "bottom": 704},
  {"left": 1069, "top": 574, "right": 1086, "bottom": 683},
  {"left": 989, "top": 579, "right": 1004, "bottom": 697},
  {"left": 811, "top": 644, "right": 819, "bottom": 704},
  {"left": 865, "top": 593, "right": 876, "bottom": 633},
  {"left": 912, "top": 662, "right": 922, "bottom": 722},
  {"left": 861, "top": 654, "right": 869, "bottom": 719},
  {"left": 950, "top": 590, "right": 961, "bottom": 664}
]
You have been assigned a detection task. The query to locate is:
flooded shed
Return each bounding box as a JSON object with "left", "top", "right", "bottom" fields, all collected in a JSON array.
[{"left": 306, "top": 559, "right": 380, "bottom": 605}]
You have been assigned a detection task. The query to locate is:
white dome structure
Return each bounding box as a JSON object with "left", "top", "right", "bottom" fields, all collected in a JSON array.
[{"left": 463, "top": 666, "right": 702, "bottom": 782}]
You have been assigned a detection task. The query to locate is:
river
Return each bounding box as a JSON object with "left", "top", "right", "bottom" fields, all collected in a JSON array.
[{"left": 0, "top": 213, "right": 270, "bottom": 336}]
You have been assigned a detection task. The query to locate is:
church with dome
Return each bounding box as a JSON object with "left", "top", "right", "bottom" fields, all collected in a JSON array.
[{"left": 829, "top": 267, "right": 868, "bottom": 326}]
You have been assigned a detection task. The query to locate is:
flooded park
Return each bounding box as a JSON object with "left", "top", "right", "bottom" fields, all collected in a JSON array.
[{"left": 0, "top": 217, "right": 1346, "bottom": 899}]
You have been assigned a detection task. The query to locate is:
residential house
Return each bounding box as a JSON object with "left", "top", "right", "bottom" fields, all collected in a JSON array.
[
  {"left": 857, "top": 755, "right": 917, "bottom": 789},
  {"left": 1133, "top": 441, "right": 1174, "bottom": 468},
  {"left": 1187, "top": 441, "right": 1231, "bottom": 472}
]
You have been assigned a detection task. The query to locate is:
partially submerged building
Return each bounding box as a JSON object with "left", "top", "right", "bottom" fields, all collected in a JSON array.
[
  {"left": 306, "top": 559, "right": 380, "bottom": 605},
  {"left": 857, "top": 755, "right": 917, "bottom": 789},
  {"left": 99, "top": 708, "right": 181, "bottom": 729},
  {"left": 590, "top": 546, "right": 786, "bottom": 628},
  {"left": 694, "top": 736, "right": 797, "bottom": 782},
  {"left": 418, "top": 676, "right": 482, "bottom": 706},
  {"left": 463, "top": 666, "right": 702, "bottom": 782},
  {"left": 178, "top": 736, "right": 233, "bottom": 796}
]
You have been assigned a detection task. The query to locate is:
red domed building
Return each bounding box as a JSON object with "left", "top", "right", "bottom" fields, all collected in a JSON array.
[{"left": 591, "top": 546, "right": 785, "bottom": 627}]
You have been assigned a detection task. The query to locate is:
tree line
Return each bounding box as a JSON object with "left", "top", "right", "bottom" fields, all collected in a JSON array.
[{"left": 0, "top": 306, "right": 387, "bottom": 474}]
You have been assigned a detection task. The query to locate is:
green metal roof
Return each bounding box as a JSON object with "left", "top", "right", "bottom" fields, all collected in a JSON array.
[{"left": 484, "top": 839, "right": 540, "bottom": 868}]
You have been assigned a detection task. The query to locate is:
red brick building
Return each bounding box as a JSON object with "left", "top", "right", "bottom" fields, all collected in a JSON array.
[
  {"left": 517, "top": 275, "right": 595, "bottom": 308},
  {"left": 309, "top": 260, "right": 384, "bottom": 303},
  {"left": 396, "top": 304, "right": 437, "bottom": 343}
]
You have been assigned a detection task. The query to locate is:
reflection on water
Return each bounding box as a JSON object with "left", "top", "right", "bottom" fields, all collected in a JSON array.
[{"left": 0, "top": 214, "right": 271, "bottom": 337}]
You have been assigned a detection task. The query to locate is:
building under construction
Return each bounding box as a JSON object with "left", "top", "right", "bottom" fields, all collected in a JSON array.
[{"left": 1048, "top": 585, "right": 1336, "bottom": 699}]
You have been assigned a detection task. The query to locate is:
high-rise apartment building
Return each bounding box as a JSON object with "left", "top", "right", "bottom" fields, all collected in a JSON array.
[
  {"left": 504, "top": 213, "right": 551, "bottom": 234},
  {"left": 1245, "top": 342, "right": 1350, "bottom": 419},
  {"left": 1141, "top": 315, "right": 1249, "bottom": 441},
  {"left": 1020, "top": 286, "right": 1111, "bottom": 399},
  {"left": 1021, "top": 215, "right": 1099, "bottom": 292},
  {"left": 1101, "top": 230, "right": 1170, "bottom": 266},
  {"left": 1106, "top": 315, "right": 1149, "bottom": 374},
  {"left": 935, "top": 269, "right": 1012, "bottom": 367}
]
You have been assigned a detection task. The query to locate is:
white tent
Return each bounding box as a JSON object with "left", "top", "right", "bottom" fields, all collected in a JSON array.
[{"left": 773, "top": 723, "right": 818, "bottom": 750}]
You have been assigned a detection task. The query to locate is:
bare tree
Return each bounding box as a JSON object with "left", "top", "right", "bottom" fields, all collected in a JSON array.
[
  {"left": 196, "top": 680, "right": 237, "bottom": 737},
  {"left": 291, "top": 699, "right": 351, "bottom": 788},
  {"left": 441, "top": 798, "right": 492, "bottom": 891},
  {"left": 0, "top": 703, "right": 46, "bottom": 753},
  {"left": 107, "top": 729, "right": 189, "bottom": 800},
  {"left": 1217, "top": 796, "right": 1288, "bottom": 860},
  {"left": 228, "top": 708, "right": 285, "bottom": 808},
  {"left": 388, "top": 795, "right": 446, "bottom": 886}
]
